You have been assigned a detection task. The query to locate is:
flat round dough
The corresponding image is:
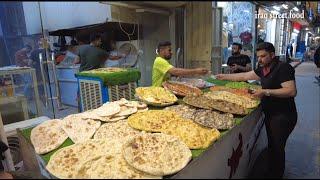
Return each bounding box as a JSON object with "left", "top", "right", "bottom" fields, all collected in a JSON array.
[
  {"left": 76, "top": 155, "right": 161, "bottom": 179},
  {"left": 61, "top": 114, "right": 101, "bottom": 144},
  {"left": 193, "top": 110, "right": 235, "bottom": 130},
  {"left": 122, "top": 133, "right": 192, "bottom": 176},
  {"left": 162, "top": 119, "right": 220, "bottom": 149},
  {"left": 117, "top": 106, "right": 138, "bottom": 117},
  {"left": 94, "top": 120, "right": 141, "bottom": 141},
  {"left": 93, "top": 102, "right": 121, "bottom": 117},
  {"left": 127, "top": 110, "right": 180, "bottom": 132},
  {"left": 31, "top": 119, "right": 68, "bottom": 155},
  {"left": 46, "top": 139, "right": 122, "bottom": 179}
]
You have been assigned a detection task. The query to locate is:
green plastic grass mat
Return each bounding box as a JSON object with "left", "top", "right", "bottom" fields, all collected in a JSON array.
[
  {"left": 205, "top": 78, "right": 232, "bottom": 86},
  {"left": 76, "top": 68, "right": 141, "bottom": 86},
  {"left": 225, "top": 81, "right": 261, "bottom": 89}
]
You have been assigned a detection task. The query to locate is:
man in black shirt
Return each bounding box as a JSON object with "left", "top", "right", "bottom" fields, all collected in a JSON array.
[
  {"left": 216, "top": 42, "right": 297, "bottom": 178},
  {"left": 227, "top": 42, "right": 252, "bottom": 73}
]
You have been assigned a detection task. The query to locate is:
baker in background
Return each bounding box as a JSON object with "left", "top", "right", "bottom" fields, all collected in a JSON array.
[
  {"left": 152, "top": 41, "right": 208, "bottom": 87},
  {"left": 227, "top": 42, "right": 252, "bottom": 73}
]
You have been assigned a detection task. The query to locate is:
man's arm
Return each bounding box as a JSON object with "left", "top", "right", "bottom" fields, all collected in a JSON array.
[
  {"left": 252, "top": 80, "right": 297, "bottom": 98},
  {"left": 216, "top": 70, "right": 260, "bottom": 82},
  {"left": 168, "top": 67, "right": 208, "bottom": 77}
]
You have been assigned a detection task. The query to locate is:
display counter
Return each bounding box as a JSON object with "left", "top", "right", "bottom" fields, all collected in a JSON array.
[{"left": 16, "top": 79, "right": 267, "bottom": 179}]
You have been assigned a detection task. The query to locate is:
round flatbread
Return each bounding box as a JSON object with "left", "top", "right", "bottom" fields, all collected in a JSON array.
[
  {"left": 162, "top": 119, "right": 220, "bottom": 149},
  {"left": 46, "top": 139, "right": 122, "bottom": 179},
  {"left": 127, "top": 110, "right": 181, "bottom": 132},
  {"left": 113, "top": 98, "right": 129, "bottom": 106},
  {"left": 122, "top": 133, "right": 192, "bottom": 176},
  {"left": 117, "top": 106, "right": 138, "bottom": 117},
  {"left": 125, "top": 101, "right": 147, "bottom": 109},
  {"left": 137, "top": 107, "right": 148, "bottom": 113},
  {"left": 30, "top": 119, "right": 68, "bottom": 155},
  {"left": 61, "top": 114, "right": 101, "bottom": 144},
  {"left": 94, "top": 120, "right": 141, "bottom": 141},
  {"left": 76, "top": 155, "right": 161, "bottom": 179},
  {"left": 193, "top": 110, "right": 235, "bottom": 130},
  {"left": 164, "top": 104, "right": 196, "bottom": 120},
  {"left": 93, "top": 102, "right": 121, "bottom": 117}
]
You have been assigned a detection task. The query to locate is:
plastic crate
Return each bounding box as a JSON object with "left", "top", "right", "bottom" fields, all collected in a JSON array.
[{"left": 77, "top": 76, "right": 137, "bottom": 112}]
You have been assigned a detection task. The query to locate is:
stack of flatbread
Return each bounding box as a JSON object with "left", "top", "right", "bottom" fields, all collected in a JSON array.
[
  {"left": 90, "top": 99, "right": 148, "bottom": 122},
  {"left": 46, "top": 139, "right": 160, "bottom": 179},
  {"left": 61, "top": 114, "right": 101, "bottom": 144},
  {"left": 135, "top": 87, "right": 178, "bottom": 107},
  {"left": 30, "top": 119, "right": 68, "bottom": 154}
]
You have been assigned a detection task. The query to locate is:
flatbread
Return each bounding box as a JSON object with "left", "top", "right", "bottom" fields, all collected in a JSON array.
[
  {"left": 30, "top": 119, "right": 68, "bottom": 155},
  {"left": 125, "top": 101, "right": 147, "bottom": 109},
  {"left": 46, "top": 139, "right": 122, "bottom": 179},
  {"left": 162, "top": 119, "right": 220, "bottom": 149},
  {"left": 122, "top": 133, "right": 192, "bottom": 176},
  {"left": 117, "top": 105, "right": 138, "bottom": 117},
  {"left": 76, "top": 155, "right": 161, "bottom": 179},
  {"left": 137, "top": 107, "right": 148, "bottom": 113},
  {"left": 164, "top": 104, "right": 197, "bottom": 120},
  {"left": 94, "top": 120, "right": 141, "bottom": 141},
  {"left": 113, "top": 98, "right": 129, "bottom": 106},
  {"left": 193, "top": 110, "right": 235, "bottom": 130},
  {"left": 127, "top": 110, "right": 181, "bottom": 132},
  {"left": 162, "top": 81, "right": 202, "bottom": 97},
  {"left": 135, "top": 87, "right": 178, "bottom": 106},
  {"left": 61, "top": 114, "right": 101, "bottom": 143},
  {"left": 206, "top": 91, "right": 259, "bottom": 109},
  {"left": 93, "top": 102, "right": 121, "bottom": 117},
  {"left": 183, "top": 94, "right": 213, "bottom": 109}
]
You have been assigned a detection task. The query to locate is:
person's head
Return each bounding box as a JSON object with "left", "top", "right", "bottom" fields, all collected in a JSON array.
[
  {"left": 24, "top": 44, "right": 32, "bottom": 53},
  {"left": 256, "top": 42, "right": 276, "bottom": 67},
  {"left": 231, "top": 42, "right": 242, "bottom": 55},
  {"left": 157, "top": 41, "right": 172, "bottom": 60},
  {"left": 90, "top": 33, "right": 102, "bottom": 47}
]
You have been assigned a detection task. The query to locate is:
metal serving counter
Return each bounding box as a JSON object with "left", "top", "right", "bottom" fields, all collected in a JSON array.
[{"left": 17, "top": 106, "right": 267, "bottom": 179}]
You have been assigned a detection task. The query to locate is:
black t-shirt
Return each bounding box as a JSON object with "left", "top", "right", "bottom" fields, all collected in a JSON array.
[
  {"left": 254, "top": 59, "right": 297, "bottom": 114},
  {"left": 227, "top": 54, "right": 251, "bottom": 73}
]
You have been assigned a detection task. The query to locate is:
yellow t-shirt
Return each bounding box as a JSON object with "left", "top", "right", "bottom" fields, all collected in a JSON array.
[{"left": 152, "top": 56, "right": 174, "bottom": 87}]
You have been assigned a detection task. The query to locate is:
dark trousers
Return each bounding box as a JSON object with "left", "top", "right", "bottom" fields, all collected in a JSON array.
[{"left": 264, "top": 111, "right": 297, "bottom": 178}]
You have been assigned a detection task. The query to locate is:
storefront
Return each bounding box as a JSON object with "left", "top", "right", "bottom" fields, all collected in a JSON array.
[{"left": 217, "top": 2, "right": 256, "bottom": 65}]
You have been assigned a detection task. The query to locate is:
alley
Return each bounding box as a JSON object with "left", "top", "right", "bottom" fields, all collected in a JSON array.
[{"left": 284, "top": 61, "right": 320, "bottom": 178}]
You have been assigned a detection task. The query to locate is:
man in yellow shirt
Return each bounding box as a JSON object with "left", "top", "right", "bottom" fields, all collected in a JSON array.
[{"left": 152, "top": 41, "right": 209, "bottom": 87}]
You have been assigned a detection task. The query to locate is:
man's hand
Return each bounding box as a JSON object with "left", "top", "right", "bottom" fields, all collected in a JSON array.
[
  {"left": 230, "top": 64, "right": 240, "bottom": 72},
  {"left": 195, "top": 68, "right": 208, "bottom": 75},
  {"left": 216, "top": 74, "right": 227, "bottom": 80},
  {"left": 252, "top": 89, "right": 265, "bottom": 99}
]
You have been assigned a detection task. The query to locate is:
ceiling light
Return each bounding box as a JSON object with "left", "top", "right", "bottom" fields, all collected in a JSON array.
[
  {"left": 293, "top": 7, "right": 299, "bottom": 12},
  {"left": 273, "top": 6, "right": 281, "bottom": 11},
  {"left": 243, "top": 10, "right": 250, "bottom": 13},
  {"left": 282, "top": 4, "right": 288, "bottom": 9}
]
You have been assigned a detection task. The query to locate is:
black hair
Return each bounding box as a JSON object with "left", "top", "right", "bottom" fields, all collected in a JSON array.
[
  {"left": 256, "top": 42, "right": 275, "bottom": 53},
  {"left": 90, "top": 33, "right": 101, "bottom": 43},
  {"left": 157, "top": 41, "right": 171, "bottom": 51},
  {"left": 232, "top": 42, "right": 242, "bottom": 50},
  {"left": 70, "top": 39, "right": 78, "bottom": 46}
]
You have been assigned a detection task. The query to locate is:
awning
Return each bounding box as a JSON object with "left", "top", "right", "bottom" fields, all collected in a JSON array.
[{"left": 48, "top": 22, "right": 140, "bottom": 41}]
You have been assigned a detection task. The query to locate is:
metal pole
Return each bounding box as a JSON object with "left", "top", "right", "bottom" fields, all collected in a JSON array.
[
  {"left": 50, "top": 52, "right": 63, "bottom": 109},
  {"left": 39, "top": 53, "right": 48, "bottom": 107}
]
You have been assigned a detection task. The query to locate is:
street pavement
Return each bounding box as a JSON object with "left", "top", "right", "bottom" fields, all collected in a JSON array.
[{"left": 283, "top": 61, "right": 320, "bottom": 179}]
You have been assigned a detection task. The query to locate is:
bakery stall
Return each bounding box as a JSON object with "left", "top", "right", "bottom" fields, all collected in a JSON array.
[
  {"left": 47, "top": 22, "right": 140, "bottom": 107},
  {"left": 16, "top": 78, "right": 267, "bottom": 179}
]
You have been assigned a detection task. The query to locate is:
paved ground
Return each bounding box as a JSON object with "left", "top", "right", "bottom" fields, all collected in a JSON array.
[{"left": 283, "top": 61, "right": 320, "bottom": 179}]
